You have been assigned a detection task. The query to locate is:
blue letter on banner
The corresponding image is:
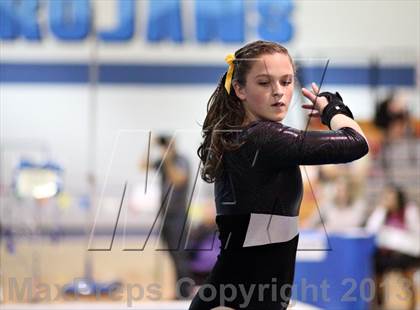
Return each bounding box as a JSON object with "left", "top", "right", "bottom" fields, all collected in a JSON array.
[
  {"left": 49, "top": 0, "right": 90, "bottom": 40},
  {"left": 147, "top": 0, "right": 183, "bottom": 43},
  {"left": 98, "top": 0, "right": 134, "bottom": 42},
  {"left": 195, "top": 0, "right": 244, "bottom": 43},
  {"left": 257, "top": 0, "right": 293, "bottom": 43},
  {"left": 0, "top": 0, "right": 41, "bottom": 40}
]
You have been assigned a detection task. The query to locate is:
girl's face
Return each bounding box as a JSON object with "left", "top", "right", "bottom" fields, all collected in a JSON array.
[{"left": 233, "top": 53, "right": 295, "bottom": 123}]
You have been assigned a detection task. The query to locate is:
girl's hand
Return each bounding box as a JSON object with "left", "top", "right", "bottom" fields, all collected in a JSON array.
[{"left": 301, "top": 82, "right": 329, "bottom": 117}]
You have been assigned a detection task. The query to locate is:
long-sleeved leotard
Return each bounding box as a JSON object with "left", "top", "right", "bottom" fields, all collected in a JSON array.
[{"left": 189, "top": 120, "right": 369, "bottom": 310}]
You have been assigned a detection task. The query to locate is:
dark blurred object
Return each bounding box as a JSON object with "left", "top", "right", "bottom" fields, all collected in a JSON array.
[
  {"left": 374, "top": 92, "right": 409, "bottom": 130},
  {"left": 157, "top": 134, "right": 170, "bottom": 146},
  {"left": 63, "top": 278, "right": 122, "bottom": 296},
  {"left": 0, "top": 225, "right": 15, "bottom": 254}
]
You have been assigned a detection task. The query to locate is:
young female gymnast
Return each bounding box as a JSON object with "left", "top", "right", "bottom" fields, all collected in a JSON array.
[{"left": 189, "top": 40, "right": 369, "bottom": 309}]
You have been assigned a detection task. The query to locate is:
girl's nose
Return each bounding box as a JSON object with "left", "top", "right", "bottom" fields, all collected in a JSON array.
[{"left": 272, "top": 81, "right": 284, "bottom": 97}]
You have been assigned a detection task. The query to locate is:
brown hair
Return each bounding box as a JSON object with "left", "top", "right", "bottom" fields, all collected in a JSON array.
[{"left": 197, "top": 40, "right": 295, "bottom": 183}]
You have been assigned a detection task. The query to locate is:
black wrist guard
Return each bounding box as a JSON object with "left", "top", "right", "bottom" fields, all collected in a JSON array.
[{"left": 318, "top": 91, "right": 354, "bottom": 129}]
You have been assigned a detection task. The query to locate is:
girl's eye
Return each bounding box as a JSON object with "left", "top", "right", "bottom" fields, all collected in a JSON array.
[{"left": 258, "top": 80, "right": 292, "bottom": 86}]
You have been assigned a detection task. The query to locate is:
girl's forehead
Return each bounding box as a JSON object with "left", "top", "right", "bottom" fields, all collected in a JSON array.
[{"left": 248, "top": 53, "right": 294, "bottom": 77}]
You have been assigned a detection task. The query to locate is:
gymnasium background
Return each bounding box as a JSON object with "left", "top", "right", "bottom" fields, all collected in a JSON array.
[{"left": 1, "top": 0, "right": 419, "bottom": 309}]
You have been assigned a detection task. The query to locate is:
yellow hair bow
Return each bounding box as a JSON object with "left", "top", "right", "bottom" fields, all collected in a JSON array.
[{"left": 224, "top": 53, "right": 235, "bottom": 94}]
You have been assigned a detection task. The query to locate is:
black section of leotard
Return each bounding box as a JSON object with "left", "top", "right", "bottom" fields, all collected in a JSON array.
[
  {"left": 188, "top": 230, "right": 299, "bottom": 310},
  {"left": 215, "top": 213, "right": 251, "bottom": 250},
  {"left": 215, "top": 120, "right": 369, "bottom": 216}
]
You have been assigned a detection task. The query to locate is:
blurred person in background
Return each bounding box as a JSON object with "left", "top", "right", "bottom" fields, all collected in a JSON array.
[
  {"left": 372, "top": 91, "right": 419, "bottom": 206},
  {"left": 139, "top": 135, "right": 193, "bottom": 299},
  {"left": 366, "top": 184, "right": 420, "bottom": 310},
  {"left": 374, "top": 91, "right": 412, "bottom": 143},
  {"left": 304, "top": 173, "right": 366, "bottom": 232}
]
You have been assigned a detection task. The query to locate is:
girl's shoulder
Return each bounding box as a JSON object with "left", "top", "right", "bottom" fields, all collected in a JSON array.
[
  {"left": 242, "top": 119, "right": 292, "bottom": 143},
  {"left": 243, "top": 119, "right": 286, "bottom": 134}
]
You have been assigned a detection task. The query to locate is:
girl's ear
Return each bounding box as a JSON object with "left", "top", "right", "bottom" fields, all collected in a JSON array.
[{"left": 232, "top": 80, "right": 246, "bottom": 101}]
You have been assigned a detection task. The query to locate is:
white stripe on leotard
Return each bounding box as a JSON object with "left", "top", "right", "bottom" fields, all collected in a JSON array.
[{"left": 242, "top": 213, "right": 298, "bottom": 247}]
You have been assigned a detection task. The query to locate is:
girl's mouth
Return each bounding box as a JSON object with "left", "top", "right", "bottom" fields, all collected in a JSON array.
[{"left": 271, "top": 102, "right": 286, "bottom": 107}]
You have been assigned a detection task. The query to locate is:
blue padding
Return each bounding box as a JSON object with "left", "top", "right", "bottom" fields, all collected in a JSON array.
[
  {"left": 0, "top": 62, "right": 416, "bottom": 86},
  {"left": 0, "top": 62, "right": 88, "bottom": 83},
  {"left": 297, "top": 65, "right": 415, "bottom": 86},
  {"left": 99, "top": 64, "right": 225, "bottom": 84},
  {"left": 293, "top": 232, "right": 375, "bottom": 310}
]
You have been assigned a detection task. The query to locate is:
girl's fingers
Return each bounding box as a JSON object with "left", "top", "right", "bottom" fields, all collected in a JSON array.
[
  {"left": 308, "top": 112, "right": 320, "bottom": 117},
  {"left": 301, "top": 104, "right": 316, "bottom": 109},
  {"left": 302, "top": 102, "right": 322, "bottom": 110},
  {"left": 301, "top": 103, "right": 320, "bottom": 117},
  {"left": 301, "top": 87, "right": 317, "bottom": 102},
  {"left": 311, "top": 82, "right": 320, "bottom": 94}
]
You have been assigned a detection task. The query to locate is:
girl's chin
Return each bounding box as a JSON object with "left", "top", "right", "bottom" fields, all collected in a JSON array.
[
  {"left": 255, "top": 112, "right": 286, "bottom": 122},
  {"left": 268, "top": 113, "right": 285, "bottom": 122}
]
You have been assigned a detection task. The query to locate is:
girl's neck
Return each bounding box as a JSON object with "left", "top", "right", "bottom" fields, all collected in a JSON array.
[{"left": 241, "top": 109, "right": 259, "bottom": 127}]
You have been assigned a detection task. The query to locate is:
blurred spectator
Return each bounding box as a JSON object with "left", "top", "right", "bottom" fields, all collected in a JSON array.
[
  {"left": 304, "top": 173, "right": 366, "bottom": 232},
  {"left": 366, "top": 184, "right": 420, "bottom": 310},
  {"left": 370, "top": 91, "right": 419, "bottom": 206},
  {"left": 139, "top": 134, "right": 193, "bottom": 299},
  {"left": 374, "top": 91, "right": 412, "bottom": 142}
]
